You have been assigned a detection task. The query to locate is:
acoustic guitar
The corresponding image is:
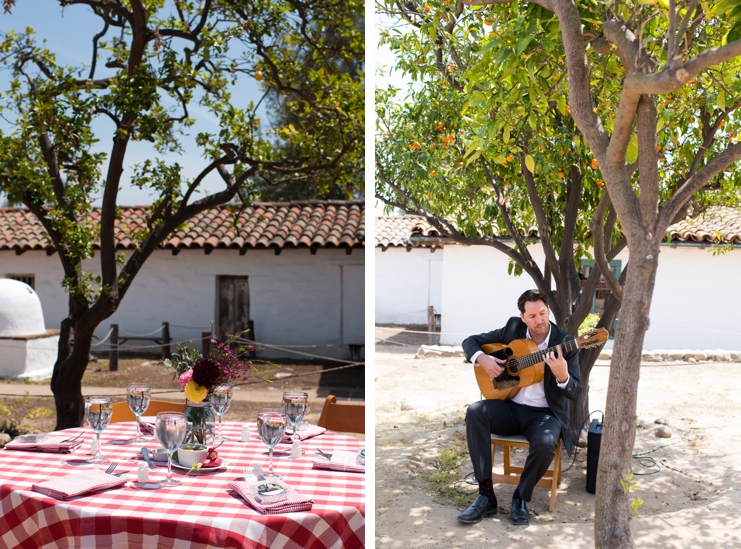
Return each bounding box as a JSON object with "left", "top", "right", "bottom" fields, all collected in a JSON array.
[{"left": 474, "top": 328, "right": 609, "bottom": 400}]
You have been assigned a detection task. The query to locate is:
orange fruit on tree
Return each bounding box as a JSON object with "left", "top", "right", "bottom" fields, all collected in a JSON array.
[
  {"left": 424, "top": 4, "right": 431, "bottom": 13},
  {"left": 565, "top": 105, "right": 570, "bottom": 116},
  {"left": 591, "top": 158, "right": 599, "bottom": 170},
  {"left": 430, "top": 170, "right": 437, "bottom": 177},
  {"left": 506, "top": 155, "right": 514, "bottom": 162},
  {"left": 596, "top": 179, "right": 604, "bottom": 187},
  {"left": 411, "top": 141, "right": 421, "bottom": 149},
  {"left": 558, "top": 171, "right": 564, "bottom": 178}
]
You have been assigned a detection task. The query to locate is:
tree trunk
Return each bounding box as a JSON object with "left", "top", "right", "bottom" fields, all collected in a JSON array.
[
  {"left": 594, "top": 241, "right": 660, "bottom": 549},
  {"left": 570, "top": 295, "right": 622, "bottom": 443},
  {"left": 51, "top": 320, "right": 97, "bottom": 430}
]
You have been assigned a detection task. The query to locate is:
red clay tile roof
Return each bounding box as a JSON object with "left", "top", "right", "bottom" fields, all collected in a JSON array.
[
  {"left": 375, "top": 216, "right": 441, "bottom": 249},
  {"left": 0, "top": 201, "right": 364, "bottom": 253},
  {"left": 666, "top": 207, "right": 741, "bottom": 244},
  {"left": 378, "top": 207, "right": 741, "bottom": 248}
]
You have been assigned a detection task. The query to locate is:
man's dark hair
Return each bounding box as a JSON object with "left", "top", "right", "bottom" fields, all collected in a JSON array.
[{"left": 517, "top": 289, "right": 548, "bottom": 313}]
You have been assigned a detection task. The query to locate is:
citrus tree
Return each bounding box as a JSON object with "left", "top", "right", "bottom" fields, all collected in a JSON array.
[
  {"left": 377, "top": 0, "right": 741, "bottom": 545},
  {"left": 0, "top": 0, "right": 364, "bottom": 430}
]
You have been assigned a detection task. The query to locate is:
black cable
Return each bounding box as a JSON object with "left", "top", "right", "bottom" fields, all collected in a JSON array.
[{"left": 562, "top": 409, "right": 604, "bottom": 473}]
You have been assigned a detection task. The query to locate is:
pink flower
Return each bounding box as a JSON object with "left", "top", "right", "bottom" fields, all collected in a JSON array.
[{"left": 178, "top": 369, "right": 194, "bottom": 389}]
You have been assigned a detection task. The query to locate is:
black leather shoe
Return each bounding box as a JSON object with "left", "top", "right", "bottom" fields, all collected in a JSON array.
[
  {"left": 457, "top": 494, "right": 498, "bottom": 524},
  {"left": 510, "top": 496, "right": 529, "bottom": 525}
]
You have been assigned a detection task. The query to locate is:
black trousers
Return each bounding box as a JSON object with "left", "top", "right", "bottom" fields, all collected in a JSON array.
[{"left": 466, "top": 399, "right": 561, "bottom": 502}]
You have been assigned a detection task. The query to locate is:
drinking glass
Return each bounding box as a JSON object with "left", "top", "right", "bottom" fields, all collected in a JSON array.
[
  {"left": 155, "top": 411, "right": 187, "bottom": 487},
  {"left": 85, "top": 396, "right": 112, "bottom": 463},
  {"left": 211, "top": 384, "right": 233, "bottom": 442},
  {"left": 257, "top": 408, "right": 288, "bottom": 478},
  {"left": 282, "top": 391, "right": 309, "bottom": 440},
  {"left": 127, "top": 382, "right": 151, "bottom": 442}
]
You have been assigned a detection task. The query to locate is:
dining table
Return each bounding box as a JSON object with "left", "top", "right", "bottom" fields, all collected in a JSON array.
[{"left": 0, "top": 421, "right": 365, "bottom": 549}]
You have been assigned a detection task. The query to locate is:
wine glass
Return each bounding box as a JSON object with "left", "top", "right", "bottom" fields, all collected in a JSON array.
[
  {"left": 155, "top": 411, "right": 187, "bottom": 487},
  {"left": 85, "top": 396, "right": 112, "bottom": 463},
  {"left": 127, "top": 382, "right": 151, "bottom": 442},
  {"left": 257, "top": 408, "right": 288, "bottom": 478},
  {"left": 282, "top": 391, "right": 309, "bottom": 440},
  {"left": 211, "top": 384, "right": 233, "bottom": 442}
]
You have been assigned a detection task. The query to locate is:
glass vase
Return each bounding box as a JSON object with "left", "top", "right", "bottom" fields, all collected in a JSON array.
[{"left": 184, "top": 398, "right": 216, "bottom": 446}]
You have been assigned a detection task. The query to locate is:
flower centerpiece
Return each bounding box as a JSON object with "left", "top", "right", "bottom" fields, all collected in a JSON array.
[{"left": 165, "top": 329, "right": 271, "bottom": 443}]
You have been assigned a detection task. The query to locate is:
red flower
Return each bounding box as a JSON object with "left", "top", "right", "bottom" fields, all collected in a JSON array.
[{"left": 192, "top": 358, "right": 221, "bottom": 390}]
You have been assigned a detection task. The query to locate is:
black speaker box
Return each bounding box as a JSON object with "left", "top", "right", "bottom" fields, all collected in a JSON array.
[{"left": 586, "top": 418, "right": 602, "bottom": 494}]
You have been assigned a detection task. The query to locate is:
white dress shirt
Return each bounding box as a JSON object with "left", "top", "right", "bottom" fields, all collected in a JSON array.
[{"left": 471, "top": 324, "right": 570, "bottom": 408}]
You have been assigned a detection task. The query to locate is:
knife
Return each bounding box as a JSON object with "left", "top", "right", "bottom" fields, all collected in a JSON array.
[{"left": 141, "top": 448, "right": 156, "bottom": 470}]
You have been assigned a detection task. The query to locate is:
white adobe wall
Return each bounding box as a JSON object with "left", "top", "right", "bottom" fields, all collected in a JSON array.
[
  {"left": 439, "top": 243, "right": 548, "bottom": 346},
  {"left": 645, "top": 244, "right": 740, "bottom": 350},
  {"left": 438, "top": 242, "right": 741, "bottom": 351},
  {"left": 0, "top": 248, "right": 363, "bottom": 360},
  {"left": 375, "top": 246, "right": 443, "bottom": 324}
]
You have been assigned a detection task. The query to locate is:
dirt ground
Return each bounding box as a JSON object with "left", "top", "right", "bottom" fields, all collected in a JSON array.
[
  {"left": 0, "top": 357, "right": 364, "bottom": 436},
  {"left": 375, "top": 327, "right": 741, "bottom": 548}
]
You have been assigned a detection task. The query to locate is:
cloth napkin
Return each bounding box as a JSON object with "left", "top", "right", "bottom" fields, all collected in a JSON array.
[
  {"left": 228, "top": 481, "right": 314, "bottom": 514},
  {"left": 31, "top": 469, "right": 127, "bottom": 500},
  {"left": 4, "top": 433, "right": 84, "bottom": 454},
  {"left": 312, "top": 450, "right": 365, "bottom": 473},
  {"left": 138, "top": 418, "right": 155, "bottom": 435},
  {"left": 280, "top": 424, "right": 326, "bottom": 443}
]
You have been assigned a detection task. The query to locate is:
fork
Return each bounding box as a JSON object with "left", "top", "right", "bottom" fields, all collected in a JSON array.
[
  {"left": 105, "top": 462, "right": 118, "bottom": 475},
  {"left": 315, "top": 449, "right": 333, "bottom": 460},
  {"left": 243, "top": 469, "right": 257, "bottom": 483},
  {"left": 60, "top": 432, "right": 84, "bottom": 443}
]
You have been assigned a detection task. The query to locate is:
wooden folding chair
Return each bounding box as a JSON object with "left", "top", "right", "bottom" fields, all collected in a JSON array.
[
  {"left": 110, "top": 400, "right": 187, "bottom": 423},
  {"left": 317, "top": 395, "right": 365, "bottom": 435},
  {"left": 490, "top": 433, "right": 563, "bottom": 511}
]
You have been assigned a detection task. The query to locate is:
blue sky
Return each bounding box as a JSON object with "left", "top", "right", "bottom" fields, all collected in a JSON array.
[{"left": 0, "top": 1, "right": 269, "bottom": 206}]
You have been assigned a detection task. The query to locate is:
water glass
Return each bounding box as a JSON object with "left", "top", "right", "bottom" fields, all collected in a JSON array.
[
  {"left": 257, "top": 408, "right": 288, "bottom": 478},
  {"left": 85, "top": 396, "right": 112, "bottom": 463},
  {"left": 127, "top": 382, "right": 151, "bottom": 442},
  {"left": 211, "top": 384, "right": 233, "bottom": 442},
  {"left": 155, "top": 411, "right": 187, "bottom": 487},
  {"left": 282, "top": 391, "right": 309, "bottom": 440}
]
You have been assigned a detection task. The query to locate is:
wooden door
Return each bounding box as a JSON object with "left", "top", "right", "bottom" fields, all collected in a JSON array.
[{"left": 217, "top": 276, "right": 250, "bottom": 340}]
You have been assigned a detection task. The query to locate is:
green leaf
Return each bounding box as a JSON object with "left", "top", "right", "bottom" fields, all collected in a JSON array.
[
  {"left": 525, "top": 154, "right": 535, "bottom": 173},
  {"left": 626, "top": 134, "right": 638, "bottom": 164},
  {"left": 727, "top": 21, "right": 741, "bottom": 44},
  {"left": 515, "top": 36, "right": 533, "bottom": 56}
]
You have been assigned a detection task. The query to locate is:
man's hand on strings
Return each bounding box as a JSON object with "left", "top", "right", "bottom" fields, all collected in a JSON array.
[
  {"left": 476, "top": 354, "right": 505, "bottom": 379},
  {"left": 544, "top": 344, "right": 569, "bottom": 384}
]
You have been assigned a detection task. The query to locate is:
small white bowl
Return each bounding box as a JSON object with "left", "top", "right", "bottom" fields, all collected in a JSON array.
[
  {"left": 177, "top": 444, "right": 208, "bottom": 467},
  {"left": 151, "top": 448, "right": 168, "bottom": 462}
]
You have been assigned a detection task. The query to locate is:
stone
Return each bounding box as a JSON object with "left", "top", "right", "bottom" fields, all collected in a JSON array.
[
  {"left": 636, "top": 418, "right": 649, "bottom": 429},
  {"left": 655, "top": 417, "right": 670, "bottom": 425},
  {"left": 687, "top": 357, "right": 697, "bottom": 363},
  {"left": 400, "top": 399, "right": 414, "bottom": 411},
  {"left": 0, "top": 433, "right": 10, "bottom": 447},
  {"left": 576, "top": 428, "right": 588, "bottom": 448},
  {"left": 598, "top": 352, "right": 611, "bottom": 360},
  {"left": 655, "top": 426, "right": 672, "bottom": 438}
]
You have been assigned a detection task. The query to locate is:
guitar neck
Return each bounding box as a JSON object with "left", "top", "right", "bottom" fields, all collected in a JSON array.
[{"left": 515, "top": 338, "right": 580, "bottom": 371}]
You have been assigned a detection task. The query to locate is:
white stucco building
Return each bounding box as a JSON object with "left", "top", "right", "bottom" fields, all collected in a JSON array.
[
  {"left": 376, "top": 209, "right": 741, "bottom": 351},
  {"left": 0, "top": 278, "right": 59, "bottom": 379},
  {"left": 0, "top": 201, "right": 365, "bottom": 362}
]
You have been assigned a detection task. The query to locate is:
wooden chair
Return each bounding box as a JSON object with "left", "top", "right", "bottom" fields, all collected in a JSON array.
[
  {"left": 110, "top": 400, "right": 187, "bottom": 423},
  {"left": 317, "top": 395, "right": 365, "bottom": 435},
  {"left": 490, "top": 433, "right": 563, "bottom": 511}
]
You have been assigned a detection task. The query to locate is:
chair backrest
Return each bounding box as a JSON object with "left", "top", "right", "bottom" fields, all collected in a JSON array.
[
  {"left": 317, "top": 395, "right": 365, "bottom": 434},
  {"left": 110, "top": 400, "right": 187, "bottom": 423}
]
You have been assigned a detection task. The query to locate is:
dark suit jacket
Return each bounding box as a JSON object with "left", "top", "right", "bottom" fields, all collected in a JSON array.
[{"left": 462, "top": 317, "right": 582, "bottom": 455}]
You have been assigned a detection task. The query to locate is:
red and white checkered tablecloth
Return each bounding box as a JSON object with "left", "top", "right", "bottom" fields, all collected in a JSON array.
[{"left": 0, "top": 422, "right": 365, "bottom": 549}]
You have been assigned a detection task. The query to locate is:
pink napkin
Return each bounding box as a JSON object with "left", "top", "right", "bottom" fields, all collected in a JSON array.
[
  {"left": 4, "top": 434, "right": 84, "bottom": 454},
  {"left": 31, "top": 469, "right": 127, "bottom": 500},
  {"left": 280, "top": 424, "right": 326, "bottom": 443},
  {"left": 228, "top": 481, "right": 313, "bottom": 514},
  {"left": 138, "top": 419, "right": 155, "bottom": 435},
  {"left": 312, "top": 450, "right": 365, "bottom": 473}
]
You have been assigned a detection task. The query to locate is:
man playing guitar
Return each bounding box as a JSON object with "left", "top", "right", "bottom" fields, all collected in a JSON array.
[{"left": 459, "top": 289, "right": 582, "bottom": 526}]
